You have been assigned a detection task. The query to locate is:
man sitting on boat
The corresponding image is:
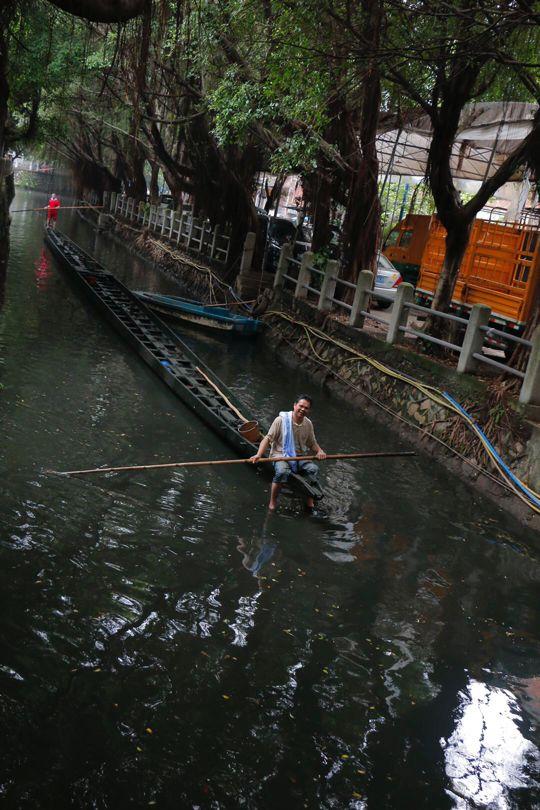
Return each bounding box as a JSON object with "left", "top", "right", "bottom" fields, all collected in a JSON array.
[{"left": 250, "top": 395, "right": 326, "bottom": 512}]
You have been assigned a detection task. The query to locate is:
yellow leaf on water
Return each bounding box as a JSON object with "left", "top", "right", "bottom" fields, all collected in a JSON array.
[
  {"left": 145, "top": 727, "right": 153, "bottom": 735},
  {"left": 222, "top": 694, "right": 231, "bottom": 700}
]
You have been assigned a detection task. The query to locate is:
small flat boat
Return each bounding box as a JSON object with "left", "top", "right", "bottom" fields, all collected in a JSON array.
[
  {"left": 133, "top": 290, "right": 262, "bottom": 336},
  {"left": 44, "top": 228, "right": 323, "bottom": 504}
]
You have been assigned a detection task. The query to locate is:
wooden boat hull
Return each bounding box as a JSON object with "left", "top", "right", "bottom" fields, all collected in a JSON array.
[
  {"left": 44, "top": 228, "right": 323, "bottom": 502},
  {"left": 134, "top": 291, "right": 262, "bottom": 336}
]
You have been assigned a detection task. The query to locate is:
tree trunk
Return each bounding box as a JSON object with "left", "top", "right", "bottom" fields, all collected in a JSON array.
[
  {"left": 149, "top": 161, "right": 160, "bottom": 203},
  {"left": 339, "top": 0, "right": 381, "bottom": 284},
  {"left": 308, "top": 170, "right": 333, "bottom": 254},
  {"left": 432, "top": 218, "right": 472, "bottom": 312},
  {"left": 124, "top": 150, "right": 147, "bottom": 200}
]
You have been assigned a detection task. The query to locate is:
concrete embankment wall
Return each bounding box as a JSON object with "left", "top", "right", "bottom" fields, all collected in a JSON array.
[{"left": 94, "top": 210, "right": 540, "bottom": 531}]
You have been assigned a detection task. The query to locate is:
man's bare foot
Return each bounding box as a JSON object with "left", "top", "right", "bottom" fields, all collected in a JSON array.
[{"left": 268, "top": 503, "right": 277, "bottom": 512}]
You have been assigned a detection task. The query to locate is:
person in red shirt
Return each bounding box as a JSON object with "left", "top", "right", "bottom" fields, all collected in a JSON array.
[{"left": 46, "top": 193, "right": 61, "bottom": 228}]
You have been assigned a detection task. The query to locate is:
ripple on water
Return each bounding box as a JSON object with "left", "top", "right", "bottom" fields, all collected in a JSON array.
[{"left": 1, "top": 192, "right": 540, "bottom": 808}]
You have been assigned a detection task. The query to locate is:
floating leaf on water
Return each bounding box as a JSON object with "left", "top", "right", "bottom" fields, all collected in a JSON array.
[
  {"left": 145, "top": 727, "right": 153, "bottom": 734},
  {"left": 222, "top": 694, "right": 231, "bottom": 700}
]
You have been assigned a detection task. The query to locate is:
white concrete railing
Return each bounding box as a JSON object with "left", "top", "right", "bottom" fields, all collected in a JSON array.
[
  {"left": 272, "top": 241, "right": 539, "bottom": 406},
  {"left": 105, "top": 192, "right": 231, "bottom": 265}
]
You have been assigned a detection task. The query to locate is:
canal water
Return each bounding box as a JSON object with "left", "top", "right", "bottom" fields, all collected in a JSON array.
[{"left": 1, "top": 189, "right": 539, "bottom": 809}]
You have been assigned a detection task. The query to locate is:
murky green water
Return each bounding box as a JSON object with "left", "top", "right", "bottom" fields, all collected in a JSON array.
[{"left": 1, "top": 189, "right": 539, "bottom": 808}]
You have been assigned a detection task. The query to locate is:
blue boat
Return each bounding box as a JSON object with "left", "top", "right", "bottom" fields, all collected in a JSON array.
[{"left": 133, "top": 290, "right": 263, "bottom": 336}]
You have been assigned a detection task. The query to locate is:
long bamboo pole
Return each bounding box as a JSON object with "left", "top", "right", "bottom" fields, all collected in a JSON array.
[
  {"left": 9, "top": 205, "right": 104, "bottom": 214},
  {"left": 48, "top": 450, "right": 415, "bottom": 477},
  {"left": 194, "top": 366, "right": 249, "bottom": 423}
]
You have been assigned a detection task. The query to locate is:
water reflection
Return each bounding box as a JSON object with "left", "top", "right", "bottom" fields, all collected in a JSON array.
[
  {"left": 237, "top": 513, "right": 278, "bottom": 580},
  {"left": 442, "top": 679, "right": 540, "bottom": 808},
  {"left": 34, "top": 248, "right": 52, "bottom": 291},
  {"left": 2, "top": 189, "right": 540, "bottom": 808}
]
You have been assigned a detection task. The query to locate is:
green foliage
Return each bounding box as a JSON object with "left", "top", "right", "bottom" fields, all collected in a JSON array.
[
  {"left": 270, "top": 133, "right": 320, "bottom": 174},
  {"left": 208, "top": 70, "right": 265, "bottom": 146}
]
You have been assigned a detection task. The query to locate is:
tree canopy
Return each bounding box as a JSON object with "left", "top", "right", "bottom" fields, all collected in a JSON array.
[{"left": 2, "top": 0, "right": 540, "bottom": 305}]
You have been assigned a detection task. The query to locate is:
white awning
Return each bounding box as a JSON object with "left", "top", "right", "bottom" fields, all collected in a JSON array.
[{"left": 377, "top": 102, "right": 537, "bottom": 181}]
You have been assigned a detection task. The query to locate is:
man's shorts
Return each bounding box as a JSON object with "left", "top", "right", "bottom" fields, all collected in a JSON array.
[{"left": 272, "top": 459, "right": 319, "bottom": 484}]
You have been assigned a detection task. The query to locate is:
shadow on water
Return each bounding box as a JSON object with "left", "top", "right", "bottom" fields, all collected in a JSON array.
[{"left": 1, "top": 189, "right": 539, "bottom": 808}]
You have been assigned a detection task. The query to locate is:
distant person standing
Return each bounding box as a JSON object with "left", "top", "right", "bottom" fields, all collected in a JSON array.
[{"left": 46, "top": 193, "right": 61, "bottom": 228}]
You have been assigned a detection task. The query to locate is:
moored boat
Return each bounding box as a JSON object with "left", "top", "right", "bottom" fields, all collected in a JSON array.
[
  {"left": 44, "top": 228, "right": 323, "bottom": 503},
  {"left": 134, "top": 290, "right": 262, "bottom": 336}
]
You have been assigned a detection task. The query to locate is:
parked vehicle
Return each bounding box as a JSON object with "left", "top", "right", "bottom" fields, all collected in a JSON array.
[
  {"left": 415, "top": 217, "right": 540, "bottom": 339},
  {"left": 383, "top": 213, "right": 432, "bottom": 286},
  {"left": 258, "top": 211, "right": 309, "bottom": 271},
  {"left": 373, "top": 253, "right": 403, "bottom": 309}
]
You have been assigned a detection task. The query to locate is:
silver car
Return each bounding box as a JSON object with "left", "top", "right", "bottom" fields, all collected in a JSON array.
[{"left": 373, "top": 253, "right": 403, "bottom": 309}]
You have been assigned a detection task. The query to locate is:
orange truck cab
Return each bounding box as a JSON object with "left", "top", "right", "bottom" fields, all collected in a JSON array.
[{"left": 383, "top": 214, "right": 434, "bottom": 286}]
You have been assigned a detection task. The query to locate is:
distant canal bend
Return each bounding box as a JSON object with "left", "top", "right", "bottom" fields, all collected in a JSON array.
[{"left": 1, "top": 189, "right": 539, "bottom": 808}]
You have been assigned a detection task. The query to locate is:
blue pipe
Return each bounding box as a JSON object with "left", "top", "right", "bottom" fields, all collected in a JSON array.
[{"left": 442, "top": 392, "right": 540, "bottom": 509}]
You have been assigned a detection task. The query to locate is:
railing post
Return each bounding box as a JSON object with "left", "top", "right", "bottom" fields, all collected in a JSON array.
[
  {"left": 295, "top": 251, "right": 314, "bottom": 299},
  {"left": 318, "top": 259, "right": 339, "bottom": 311},
  {"left": 457, "top": 304, "right": 491, "bottom": 373},
  {"left": 170, "top": 208, "right": 179, "bottom": 239},
  {"left": 274, "top": 244, "right": 293, "bottom": 289},
  {"left": 519, "top": 325, "right": 540, "bottom": 406},
  {"left": 161, "top": 207, "right": 168, "bottom": 235},
  {"left": 223, "top": 231, "right": 231, "bottom": 265},
  {"left": 349, "top": 270, "right": 373, "bottom": 328},
  {"left": 138, "top": 201, "right": 144, "bottom": 223},
  {"left": 187, "top": 215, "right": 195, "bottom": 248},
  {"left": 240, "top": 231, "right": 256, "bottom": 273},
  {"left": 197, "top": 220, "right": 206, "bottom": 253},
  {"left": 210, "top": 224, "right": 221, "bottom": 259},
  {"left": 110, "top": 191, "right": 117, "bottom": 212},
  {"left": 102, "top": 191, "right": 110, "bottom": 210},
  {"left": 386, "top": 282, "right": 415, "bottom": 344},
  {"left": 176, "top": 211, "right": 184, "bottom": 245}
]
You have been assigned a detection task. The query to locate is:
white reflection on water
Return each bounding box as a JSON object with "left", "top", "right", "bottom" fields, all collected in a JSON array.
[{"left": 442, "top": 680, "right": 539, "bottom": 808}]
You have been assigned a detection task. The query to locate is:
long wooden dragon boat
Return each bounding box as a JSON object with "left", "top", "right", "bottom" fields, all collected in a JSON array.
[{"left": 44, "top": 228, "right": 323, "bottom": 503}]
